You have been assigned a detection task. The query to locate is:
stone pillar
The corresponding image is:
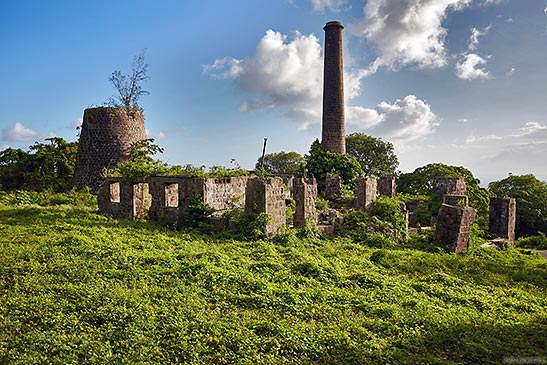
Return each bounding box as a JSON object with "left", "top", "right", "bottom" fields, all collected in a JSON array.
[
  {"left": 434, "top": 204, "right": 477, "bottom": 254},
  {"left": 433, "top": 177, "right": 467, "bottom": 195},
  {"left": 489, "top": 197, "right": 516, "bottom": 248},
  {"left": 325, "top": 175, "right": 344, "bottom": 199},
  {"left": 245, "top": 178, "right": 286, "bottom": 236},
  {"left": 321, "top": 21, "right": 346, "bottom": 154},
  {"left": 355, "top": 177, "right": 377, "bottom": 212},
  {"left": 74, "top": 107, "right": 147, "bottom": 191},
  {"left": 378, "top": 176, "right": 396, "bottom": 197},
  {"left": 293, "top": 178, "right": 318, "bottom": 228}
]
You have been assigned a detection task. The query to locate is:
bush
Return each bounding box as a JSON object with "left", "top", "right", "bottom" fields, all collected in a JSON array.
[
  {"left": 221, "top": 209, "right": 271, "bottom": 241},
  {"left": 516, "top": 232, "right": 547, "bottom": 250}
]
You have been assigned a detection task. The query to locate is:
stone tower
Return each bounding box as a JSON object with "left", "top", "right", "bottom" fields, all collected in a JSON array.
[
  {"left": 321, "top": 21, "right": 346, "bottom": 154},
  {"left": 73, "top": 107, "right": 147, "bottom": 191}
]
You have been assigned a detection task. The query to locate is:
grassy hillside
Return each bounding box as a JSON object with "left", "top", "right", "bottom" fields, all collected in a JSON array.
[{"left": 1, "top": 203, "right": 546, "bottom": 364}]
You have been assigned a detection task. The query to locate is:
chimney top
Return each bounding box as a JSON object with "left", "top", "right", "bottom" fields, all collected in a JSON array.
[{"left": 324, "top": 21, "right": 344, "bottom": 30}]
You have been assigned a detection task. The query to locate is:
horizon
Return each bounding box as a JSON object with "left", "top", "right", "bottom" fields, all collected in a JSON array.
[{"left": 1, "top": 0, "right": 546, "bottom": 185}]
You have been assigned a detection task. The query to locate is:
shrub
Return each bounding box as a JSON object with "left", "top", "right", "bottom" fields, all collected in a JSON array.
[{"left": 516, "top": 232, "right": 547, "bottom": 250}]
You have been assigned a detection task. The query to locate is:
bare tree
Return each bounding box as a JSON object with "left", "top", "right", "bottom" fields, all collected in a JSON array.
[{"left": 108, "top": 49, "right": 150, "bottom": 110}]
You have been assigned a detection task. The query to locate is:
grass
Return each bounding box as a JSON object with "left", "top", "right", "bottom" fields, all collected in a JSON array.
[{"left": 1, "top": 203, "right": 546, "bottom": 364}]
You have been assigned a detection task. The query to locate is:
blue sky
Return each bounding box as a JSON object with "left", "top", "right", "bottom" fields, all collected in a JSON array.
[{"left": 1, "top": 0, "right": 547, "bottom": 184}]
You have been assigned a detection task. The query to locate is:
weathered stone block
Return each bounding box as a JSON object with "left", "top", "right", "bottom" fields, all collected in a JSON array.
[
  {"left": 355, "top": 177, "right": 377, "bottom": 212},
  {"left": 98, "top": 177, "right": 149, "bottom": 221},
  {"left": 378, "top": 176, "right": 396, "bottom": 198},
  {"left": 325, "top": 175, "right": 344, "bottom": 199},
  {"left": 245, "top": 177, "right": 286, "bottom": 236},
  {"left": 489, "top": 197, "right": 516, "bottom": 248},
  {"left": 293, "top": 178, "right": 318, "bottom": 228},
  {"left": 433, "top": 177, "right": 467, "bottom": 196},
  {"left": 434, "top": 204, "right": 477, "bottom": 254}
]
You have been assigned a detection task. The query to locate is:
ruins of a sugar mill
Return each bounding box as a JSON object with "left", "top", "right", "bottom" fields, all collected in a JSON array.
[{"left": 73, "top": 21, "right": 516, "bottom": 254}]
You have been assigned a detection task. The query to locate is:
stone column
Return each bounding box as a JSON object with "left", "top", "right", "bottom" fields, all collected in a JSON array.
[
  {"left": 489, "top": 197, "right": 516, "bottom": 248},
  {"left": 378, "top": 176, "right": 396, "bottom": 198},
  {"left": 245, "top": 178, "right": 286, "bottom": 236},
  {"left": 355, "top": 177, "right": 377, "bottom": 212},
  {"left": 321, "top": 21, "right": 346, "bottom": 154},
  {"left": 434, "top": 204, "right": 477, "bottom": 254},
  {"left": 293, "top": 178, "right": 318, "bottom": 228}
]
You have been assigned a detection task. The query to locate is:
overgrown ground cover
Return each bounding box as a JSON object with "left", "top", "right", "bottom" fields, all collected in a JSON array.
[{"left": 1, "top": 202, "right": 546, "bottom": 364}]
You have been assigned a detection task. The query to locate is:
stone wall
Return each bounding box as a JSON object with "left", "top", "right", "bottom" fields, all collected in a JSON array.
[
  {"left": 434, "top": 204, "right": 477, "bottom": 254},
  {"left": 245, "top": 178, "right": 286, "bottom": 236},
  {"left": 98, "top": 178, "right": 150, "bottom": 221},
  {"left": 204, "top": 176, "right": 249, "bottom": 214},
  {"left": 293, "top": 178, "right": 318, "bottom": 228},
  {"left": 489, "top": 197, "right": 516, "bottom": 247},
  {"left": 74, "top": 107, "right": 147, "bottom": 191},
  {"left": 321, "top": 21, "right": 346, "bottom": 154},
  {"left": 443, "top": 195, "right": 469, "bottom": 207},
  {"left": 378, "top": 176, "right": 396, "bottom": 198},
  {"left": 325, "top": 175, "right": 344, "bottom": 199},
  {"left": 355, "top": 177, "right": 377, "bottom": 212},
  {"left": 433, "top": 177, "right": 467, "bottom": 195}
]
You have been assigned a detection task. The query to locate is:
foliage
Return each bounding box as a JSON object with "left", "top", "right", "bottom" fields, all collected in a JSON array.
[
  {"left": 179, "top": 194, "right": 215, "bottom": 230},
  {"left": 489, "top": 174, "right": 547, "bottom": 237},
  {"left": 1, "top": 203, "right": 546, "bottom": 364},
  {"left": 516, "top": 232, "right": 547, "bottom": 250},
  {"left": 370, "top": 197, "right": 407, "bottom": 239},
  {"left": 110, "top": 138, "right": 169, "bottom": 178},
  {"left": 345, "top": 133, "right": 399, "bottom": 177},
  {"left": 108, "top": 49, "right": 149, "bottom": 110},
  {"left": 221, "top": 209, "right": 271, "bottom": 241},
  {"left": 398, "top": 163, "right": 491, "bottom": 228},
  {"left": 255, "top": 151, "right": 305, "bottom": 177},
  {"left": 0, "top": 188, "right": 96, "bottom": 209},
  {"left": 305, "top": 139, "right": 363, "bottom": 187},
  {"left": 0, "top": 137, "right": 78, "bottom": 192}
]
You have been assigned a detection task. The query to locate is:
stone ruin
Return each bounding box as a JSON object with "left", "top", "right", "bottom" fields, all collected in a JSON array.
[
  {"left": 489, "top": 197, "right": 516, "bottom": 248},
  {"left": 74, "top": 107, "right": 147, "bottom": 191},
  {"left": 355, "top": 177, "right": 377, "bottom": 212},
  {"left": 98, "top": 175, "right": 318, "bottom": 237},
  {"left": 325, "top": 175, "right": 344, "bottom": 199},
  {"left": 434, "top": 204, "right": 477, "bottom": 254},
  {"left": 378, "top": 176, "right": 396, "bottom": 198},
  {"left": 433, "top": 177, "right": 467, "bottom": 196}
]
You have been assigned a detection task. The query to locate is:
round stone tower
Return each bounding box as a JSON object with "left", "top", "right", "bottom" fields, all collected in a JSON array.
[
  {"left": 73, "top": 107, "right": 147, "bottom": 191},
  {"left": 321, "top": 21, "right": 346, "bottom": 154}
]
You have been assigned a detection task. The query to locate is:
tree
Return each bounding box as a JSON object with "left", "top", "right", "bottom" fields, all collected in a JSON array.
[
  {"left": 255, "top": 151, "right": 305, "bottom": 176},
  {"left": 108, "top": 49, "right": 149, "bottom": 110},
  {"left": 345, "top": 133, "right": 398, "bottom": 177},
  {"left": 489, "top": 174, "right": 547, "bottom": 237},
  {"left": 0, "top": 138, "right": 78, "bottom": 192},
  {"left": 305, "top": 139, "right": 363, "bottom": 186}
]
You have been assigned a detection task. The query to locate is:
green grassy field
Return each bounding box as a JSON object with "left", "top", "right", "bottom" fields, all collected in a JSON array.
[{"left": 1, "top": 203, "right": 546, "bottom": 364}]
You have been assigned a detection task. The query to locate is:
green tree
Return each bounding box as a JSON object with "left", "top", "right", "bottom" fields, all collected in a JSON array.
[
  {"left": 345, "top": 133, "right": 399, "bottom": 177},
  {"left": 305, "top": 139, "right": 363, "bottom": 186},
  {"left": 110, "top": 138, "right": 168, "bottom": 178},
  {"left": 0, "top": 138, "right": 78, "bottom": 192},
  {"left": 255, "top": 151, "right": 305, "bottom": 176},
  {"left": 489, "top": 174, "right": 547, "bottom": 237}
]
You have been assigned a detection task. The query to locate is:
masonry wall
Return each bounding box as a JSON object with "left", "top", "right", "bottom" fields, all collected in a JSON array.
[
  {"left": 293, "top": 178, "right": 318, "bottom": 228},
  {"left": 245, "top": 178, "right": 286, "bottom": 236},
  {"left": 378, "top": 176, "right": 396, "bottom": 198},
  {"left": 443, "top": 195, "right": 469, "bottom": 207},
  {"left": 433, "top": 177, "right": 467, "bottom": 195},
  {"left": 325, "top": 175, "right": 344, "bottom": 199},
  {"left": 355, "top": 177, "right": 377, "bottom": 212},
  {"left": 489, "top": 197, "right": 516, "bottom": 247},
  {"left": 74, "top": 107, "right": 147, "bottom": 191},
  {"left": 434, "top": 204, "right": 477, "bottom": 254},
  {"left": 98, "top": 178, "right": 149, "bottom": 221}
]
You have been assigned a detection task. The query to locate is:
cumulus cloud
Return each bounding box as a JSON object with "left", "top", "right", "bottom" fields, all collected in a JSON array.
[
  {"left": 2, "top": 122, "right": 39, "bottom": 142},
  {"left": 455, "top": 53, "right": 491, "bottom": 80},
  {"left": 468, "top": 25, "right": 491, "bottom": 51},
  {"left": 204, "top": 29, "right": 366, "bottom": 128},
  {"left": 348, "top": 95, "right": 439, "bottom": 143},
  {"left": 349, "top": 0, "right": 474, "bottom": 69},
  {"left": 310, "top": 0, "right": 350, "bottom": 12}
]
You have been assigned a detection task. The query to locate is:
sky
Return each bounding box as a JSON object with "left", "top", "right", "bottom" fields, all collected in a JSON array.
[{"left": 1, "top": 0, "right": 547, "bottom": 185}]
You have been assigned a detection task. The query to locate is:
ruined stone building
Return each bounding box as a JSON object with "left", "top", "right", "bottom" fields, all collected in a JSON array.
[{"left": 74, "top": 107, "right": 147, "bottom": 191}]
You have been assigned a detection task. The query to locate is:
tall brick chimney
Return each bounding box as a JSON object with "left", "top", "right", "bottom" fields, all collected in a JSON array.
[{"left": 321, "top": 21, "right": 346, "bottom": 154}]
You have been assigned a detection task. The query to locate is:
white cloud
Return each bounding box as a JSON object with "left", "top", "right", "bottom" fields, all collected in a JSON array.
[
  {"left": 455, "top": 53, "right": 491, "bottom": 80},
  {"left": 67, "top": 117, "right": 83, "bottom": 130},
  {"left": 146, "top": 130, "right": 166, "bottom": 140},
  {"left": 2, "top": 122, "right": 39, "bottom": 142},
  {"left": 348, "top": 95, "right": 439, "bottom": 143},
  {"left": 465, "top": 134, "right": 503, "bottom": 143},
  {"left": 513, "top": 121, "right": 547, "bottom": 137},
  {"left": 506, "top": 67, "right": 516, "bottom": 77},
  {"left": 310, "top": 0, "right": 350, "bottom": 12},
  {"left": 544, "top": 6, "right": 547, "bottom": 14},
  {"left": 468, "top": 25, "right": 491, "bottom": 51},
  {"left": 349, "top": 0, "right": 474, "bottom": 69},
  {"left": 204, "top": 29, "right": 365, "bottom": 128}
]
